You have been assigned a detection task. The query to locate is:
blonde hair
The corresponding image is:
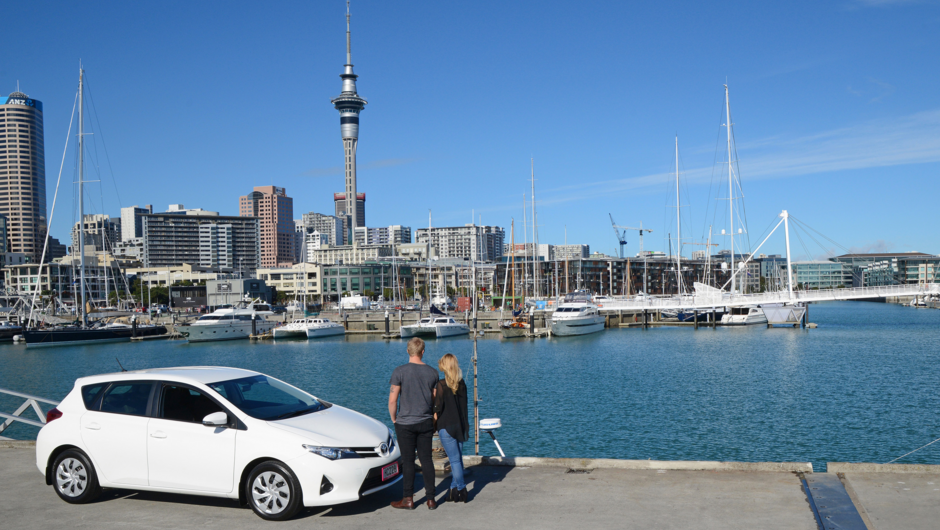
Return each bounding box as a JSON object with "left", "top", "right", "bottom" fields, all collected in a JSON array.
[
  {"left": 438, "top": 353, "right": 462, "bottom": 394},
  {"left": 407, "top": 337, "right": 425, "bottom": 357}
]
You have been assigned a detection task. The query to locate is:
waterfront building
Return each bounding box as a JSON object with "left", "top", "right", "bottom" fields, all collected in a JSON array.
[
  {"left": 239, "top": 186, "right": 294, "bottom": 267},
  {"left": 320, "top": 261, "right": 413, "bottom": 301},
  {"left": 335, "top": 193, "right": 366, "bottom": 243},
  {"left": 331, "top": 3, "right": 368, "bottom": 248},
  {"left": 829, "top": 252, "right": 940, "bottom": 287},
  {"left": 255, "top": 263, "right": 322, "bottom": 301},
  {"left": 205, "top": 278, "right": 273, "bottom": 309},
  {"left": 70, "top": 214, "right": 121, "bottom": 254},
  {"left": 555, "top": 244, "right": 590, "bottom": 261},
  {"left": 113, "top": 237, "right": 144, "bottom": 261},
  {"left": 0, "top": 90, "right": 47, "bottom": 262},
  {"left": 691, "top": 250, "right": 707, "bottom": 260},
  {"left": 1, "top": 252, "right": 28, "bottom": 267},
  {"left": 785, "top": 261, "right": 853, "bottom": 290},
  {"left": 141, "top": 211, "right": 260, "bottom": 272},
  {"left": 308, "top": 243, "right": 393, "bottom": 265},
  {"left": 120, "top": 205, "right": 152, "bottom": 241},
  {"left": 127, "top": 263, "right": 221, "bottom": 287},
  {"left": 300, "top": 212, "right": 344, "bottom": 246},
  {"left": 415, "top": 224, "right": 505, "bottom": 262},
  {"left": 504, "top": 243, "right": 552, "bottom": 261},
  {"left": 4, "top": 262, "right": 71, "bottom": 297},
  {"left": 165, "top": 204, "right": 217, "bottom": 216},
  {"left": 354, "top": 225, "right": 411, "bottom": 246}
]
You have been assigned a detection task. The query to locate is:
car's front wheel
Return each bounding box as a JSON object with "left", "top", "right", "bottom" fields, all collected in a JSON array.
[
  {"left": 52, "top": 449, "right": 101, "bottom": 504},
  {"left": 246, "top": 461, "right": 303, "bottom": 521}
]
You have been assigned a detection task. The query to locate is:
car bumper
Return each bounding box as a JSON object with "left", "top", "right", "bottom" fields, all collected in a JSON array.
[{"left": 288, "top": 446, "right": 402, "bottom": 507}]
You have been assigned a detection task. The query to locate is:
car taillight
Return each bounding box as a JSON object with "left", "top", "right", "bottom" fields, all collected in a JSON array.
[{"left": 45, "top": 407, "right": 62, "bottom": 423}]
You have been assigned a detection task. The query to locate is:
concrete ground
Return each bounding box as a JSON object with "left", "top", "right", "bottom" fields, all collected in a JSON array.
[
  {"left": 1, "top": 446, "right": 816, "bottom": 530},
  {"left": 5, "top": 444, "right": 940, "bottom": 529}
]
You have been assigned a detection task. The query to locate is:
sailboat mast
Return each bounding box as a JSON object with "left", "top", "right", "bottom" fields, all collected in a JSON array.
[
  {"left": 522, "top": 194, "right": 528, "bottom": 298},
  {"left": 78, "top": 68, "right": 87, "bottom": 327},
  {"left": 675, "top": 136, "right": 682, "bottom": 296},
  {"left": 725, "top": 84, "right": 734, "bottom": 295},
  {"left": 531, "top": 159, "right": 538, "bottom": 299}
]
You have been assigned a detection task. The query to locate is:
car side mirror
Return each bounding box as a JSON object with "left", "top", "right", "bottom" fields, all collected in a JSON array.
[{"left": 202, "top": 411, "right": 229, "bottom": 427}]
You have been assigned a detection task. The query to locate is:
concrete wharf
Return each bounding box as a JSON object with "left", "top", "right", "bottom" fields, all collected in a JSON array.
[{"left": 2, "top": 442, "right": 938, "bottom": 529}]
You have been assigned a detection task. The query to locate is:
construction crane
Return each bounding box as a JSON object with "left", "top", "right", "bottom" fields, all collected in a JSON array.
[{"left": 610, "top": 215, "right": 653, "bottom": 257}]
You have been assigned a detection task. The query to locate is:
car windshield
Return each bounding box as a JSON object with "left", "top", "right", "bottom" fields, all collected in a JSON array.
[{"left": 207, "top": 375, "right": 326, "bottom": 421}]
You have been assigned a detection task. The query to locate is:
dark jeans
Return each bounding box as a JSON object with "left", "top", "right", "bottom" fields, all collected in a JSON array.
[{"left": 395, "top": 418, "right": 435, "bottom": 498}]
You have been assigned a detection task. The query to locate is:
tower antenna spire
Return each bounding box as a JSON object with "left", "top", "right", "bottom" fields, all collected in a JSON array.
[{"left": 346, "top": 0, "right": 351, "bottom": 65}]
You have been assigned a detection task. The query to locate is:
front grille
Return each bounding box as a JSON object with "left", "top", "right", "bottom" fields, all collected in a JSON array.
[{"left": 358, "top": 459, "right": 401, "bottom": 496}]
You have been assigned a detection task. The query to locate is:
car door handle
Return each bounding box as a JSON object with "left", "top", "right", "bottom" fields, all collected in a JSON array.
[
  {"left": 150, "top": 431, "right": 167, "bottom": 439},
  {"left": 85, "top": 423, "right": 101, "bottom": 431}
]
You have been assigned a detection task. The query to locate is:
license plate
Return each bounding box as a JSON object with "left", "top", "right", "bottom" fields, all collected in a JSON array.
[{"left": 381, "top": 462, "right": 399, "bottom": 481}]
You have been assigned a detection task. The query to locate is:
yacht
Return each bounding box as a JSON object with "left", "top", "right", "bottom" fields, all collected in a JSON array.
[
  {"left": 720, "top": 306, "right": 768, "bottom": 326},
  {"left": 273, "top": 318, "right": 317, "bottom": 339},
  {"left": 400, "top": 308, "right": 469, "bottom": 338},
  {"left": 179, "top": 299, "right": 275, "bottom": 342},
  {"left": 305, "top": 318, "right": 346, "bottom": 338},
  {"left": 550, "top": 291, "right": 606, "bottom": 337}
]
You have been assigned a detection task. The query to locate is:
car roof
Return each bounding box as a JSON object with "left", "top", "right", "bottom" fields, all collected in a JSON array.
[{"left": 74, "top": 366, "right": 262, "bottom": 387}]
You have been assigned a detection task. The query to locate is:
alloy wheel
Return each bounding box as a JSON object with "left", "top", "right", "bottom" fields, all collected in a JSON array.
[
  {"left": 251, "top": 471, "right": 291, "bottom": 514},
  {"left": 55, "top": 458, "right": 87, "bottom": 497}
]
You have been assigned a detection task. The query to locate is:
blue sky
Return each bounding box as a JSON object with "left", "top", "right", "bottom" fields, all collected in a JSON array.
[{"left": 3, "top": 0, "right": 939, "bottom": 260}]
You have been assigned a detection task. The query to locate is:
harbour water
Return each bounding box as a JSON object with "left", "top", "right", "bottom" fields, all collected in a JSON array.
[{"left": 2, "top": 301, "right": 939, "bottom": 471}]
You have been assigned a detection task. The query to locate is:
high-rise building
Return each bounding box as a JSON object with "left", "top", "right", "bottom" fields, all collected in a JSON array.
[
  {"left": 354, "top": 225, "right": 411, "bottom": 246},
  {"left": 331, "top": 4, "right": 367, "bottom": 248},
  {"left": 300, "top": 212, "right": 344, "bottom": 246},
  {"left": 334, "top": 192, "right": 365, "bottom": 239},
  {"left": 142, "top": 211, "right": 260, "bottom": 272},
  {"left": 0, "top": 91, "right": 47, "bottom": 261},
  {"left": 554, "top": 244, "right": 590, "bottom": 260},
  {"left": 70, "top": 214, "right": 121, "bottom": 253},
  {"left": 415, "top": 225, "right": 505, "bottom": 262},
  {"left": 120, "top": 204, "right": 152, "bottom": 241},
  {"left": 239, "top": 186, "right": 294, "bottom": 267}
]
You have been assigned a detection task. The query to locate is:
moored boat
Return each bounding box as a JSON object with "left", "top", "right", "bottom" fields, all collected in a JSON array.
[{"left": 550, "top": 290, "right": 605, "bottom": 337}]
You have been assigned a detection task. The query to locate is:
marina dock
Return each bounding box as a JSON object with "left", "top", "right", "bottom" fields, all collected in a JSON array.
[{"left": 2, "top": 442, "right": 937, "bottom": 529}]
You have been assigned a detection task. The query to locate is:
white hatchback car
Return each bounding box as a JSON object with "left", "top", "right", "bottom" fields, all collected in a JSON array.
[{"left": 36, "top": 366, "right": 401, "bottom": 521}]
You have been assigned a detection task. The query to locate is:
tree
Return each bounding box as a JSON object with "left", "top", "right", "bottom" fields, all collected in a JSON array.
[
  {"left": 363, "top": 289, "right": 375, "bottom": 300},
  {"left": 446, "top": 286, "right": 456, "bottom": 297},
  {"left": 383, "top": 288, "right": 393, "bottom": 301}
]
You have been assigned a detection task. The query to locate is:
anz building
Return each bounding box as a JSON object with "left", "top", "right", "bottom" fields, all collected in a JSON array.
[{"left": 0, "top": 91, "right": 46, "bottom": 261}]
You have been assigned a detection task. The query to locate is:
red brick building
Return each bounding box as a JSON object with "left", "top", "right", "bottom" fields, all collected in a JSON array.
[{"left": 239, "top": 186, "right": 294, "bottom": 267}]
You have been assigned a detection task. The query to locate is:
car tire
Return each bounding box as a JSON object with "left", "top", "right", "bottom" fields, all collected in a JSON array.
[
  {"left": 246, "top": 461, "right": 303, "bottom": 521},
  {"left": 52, "top": 449, "right": 101, "bottom": 504}
]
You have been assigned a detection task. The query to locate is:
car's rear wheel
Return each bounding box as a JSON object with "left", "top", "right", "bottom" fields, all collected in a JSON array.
[
  {"left": 52, "top": 449, "right": 101, "bottom": 504},
  {"left": 246, "top": 461, "right": 303, "bottom": 521}
]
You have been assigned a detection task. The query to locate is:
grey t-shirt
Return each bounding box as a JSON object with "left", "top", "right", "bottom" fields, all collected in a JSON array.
[{"left": 390, "top": 362, "right": 440, "bottom": 425}]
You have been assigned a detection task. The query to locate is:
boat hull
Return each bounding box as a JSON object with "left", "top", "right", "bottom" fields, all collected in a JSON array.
[
  {"left": 499, "top": 325, "right": 527, "bottom": 338},
  {"left": 435, "top": 324, "right": 469, "bottom": 338},
  {"left": 181, "top": 320, "right": 276, "bottom": 342},
  {"left": 24, "top": 325, "right": 167, "bottom": 347},
  {"left": 550, "top": 315, "right": 605, "bottom": 336},
  {"left": 306, "top": 326, "right": 346, "bottom": 338},
  {"left": 400, "top": 325, "right": 434, "bottom": 338},
  {"left": 720, "top": 311, "right": 768, "bottom": 326},
  {"left": 272, "top": 328, "right": 308, "bottom": 339}
]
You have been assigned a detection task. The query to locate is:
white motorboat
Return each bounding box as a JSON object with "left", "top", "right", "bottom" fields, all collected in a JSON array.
[
  {"left": 400, "top": 309, "right": 469, "bottom": 338},
  {"left": 273, "top": 318, "right": 317, "bottom": 339},
  {"left": 550, "top": 291, "right": 606, "bottom": 337},
  {"left": 720, "top": 306, "right": 768, "bottom": 326},
  {"left": 305, "top": 318, "right": 346, "bottom": 338},
  {"left": 400, "top": 317, "right": 435, "bottom": 338},
  {"left": 179, "top": 298, "right": 275, "bottom": 342}
]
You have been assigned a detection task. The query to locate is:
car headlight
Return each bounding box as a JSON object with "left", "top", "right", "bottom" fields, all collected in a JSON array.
[{"left": 303, "top": 445, "right": 361, "bottom": 460}]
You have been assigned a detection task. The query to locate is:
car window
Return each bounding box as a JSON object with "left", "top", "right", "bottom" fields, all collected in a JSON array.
[
  {"left": 160, "top": 385, "right": 224, "bottom": 423},
  {"left": 81, "top": 383, "right": 107, "bottom": 409},
  {"left": 208, "top": 375, "right": 325, "bottom": 421},
  {"left": 99, "top": 382, "right": 153, "bottom": 416}
]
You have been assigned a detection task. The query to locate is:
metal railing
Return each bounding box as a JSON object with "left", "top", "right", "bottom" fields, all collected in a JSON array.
[{"left": 0, "top": 387, "right": 60, "bottom": 438}]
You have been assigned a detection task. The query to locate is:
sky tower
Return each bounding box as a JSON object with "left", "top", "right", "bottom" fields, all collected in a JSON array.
[{"left": 331, "top": 0, "right": 367, "bottom": 249}]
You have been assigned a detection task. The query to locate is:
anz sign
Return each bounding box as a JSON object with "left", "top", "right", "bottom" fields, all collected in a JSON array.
[{"left": 3, "top": 97, "right": 42, "bottom": 112}]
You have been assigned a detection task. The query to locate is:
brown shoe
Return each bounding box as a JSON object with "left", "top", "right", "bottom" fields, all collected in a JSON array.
[
  {"left": 427, "top": 497, "right": 438, "bottom": 510},
  {"left": 390, "top": 496, "right": 415, "bottom": 510}
]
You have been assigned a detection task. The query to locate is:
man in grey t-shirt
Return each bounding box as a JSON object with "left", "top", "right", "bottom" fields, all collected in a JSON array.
[{"left": 388, "top": 337, "right": 440, "bottom": 510}]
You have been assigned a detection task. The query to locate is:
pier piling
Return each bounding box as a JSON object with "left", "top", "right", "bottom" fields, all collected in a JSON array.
[{"left": 694, "top": 310, "right": 698, "bottom": 329}]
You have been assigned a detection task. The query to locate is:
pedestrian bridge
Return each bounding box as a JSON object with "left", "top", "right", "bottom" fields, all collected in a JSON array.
[{"left": 595, "top": 283, "right": 940, "bottom": 312}]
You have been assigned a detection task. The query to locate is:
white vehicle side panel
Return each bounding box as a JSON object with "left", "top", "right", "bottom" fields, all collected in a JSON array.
[
  {"left": 80, "top": 411, "right": 150, "bottom": 485},
  {"left": 146, "top": 418, "right": 237, "bottom": 493}
]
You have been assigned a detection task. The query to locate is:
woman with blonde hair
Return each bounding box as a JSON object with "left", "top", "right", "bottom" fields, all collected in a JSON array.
[{"left": 434, "top": 353, "right": 470, "bottom": 502}]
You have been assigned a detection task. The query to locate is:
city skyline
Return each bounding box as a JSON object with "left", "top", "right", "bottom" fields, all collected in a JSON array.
[{"left": 2, "top": 1, "right": 940, "bottom": 261}]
